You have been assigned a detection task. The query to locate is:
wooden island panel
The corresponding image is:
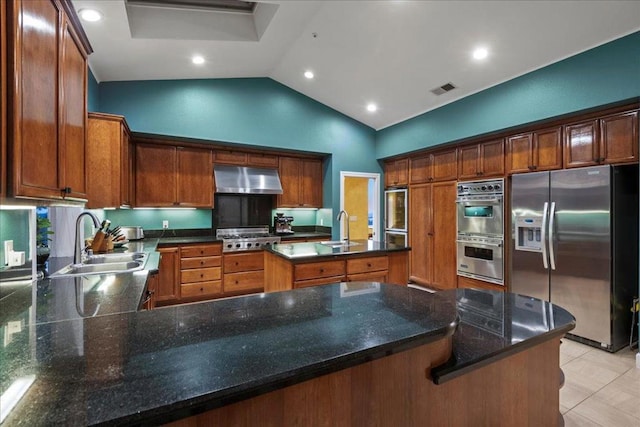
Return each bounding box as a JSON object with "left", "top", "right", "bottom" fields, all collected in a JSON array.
[
  {"left": 167, "top": 336, "right": 561, "bottom": 427},
  {"left": 264, "top": 249, "right": 409, "bottom": 292}
]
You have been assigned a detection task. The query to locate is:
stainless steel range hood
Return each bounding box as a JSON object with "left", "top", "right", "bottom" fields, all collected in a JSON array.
[{"left": 214, "top": 165, "right": 283, "bottom": 194}]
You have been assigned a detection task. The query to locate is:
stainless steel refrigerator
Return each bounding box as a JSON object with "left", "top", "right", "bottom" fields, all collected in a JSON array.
[{"left": 511, "top": 164, "right": 638, "bottom": 352}]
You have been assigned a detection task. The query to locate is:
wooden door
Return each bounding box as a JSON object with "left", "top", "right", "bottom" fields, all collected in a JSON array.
[
  {"left": 479, "top": 139, "right": 504, "bottom": 177},
  {"left": 458, "top": 145, "right": 480, "bottom": 180},
  {"left": 564, "top": 120, "right": 598, "bottom": 168},
  {"left": 86, "top": 114, "right": 121, "bottom": 208},
  {"left": 431, "top": 181, "right": 457, "bottom": 290},
  {"left": 156, "top": 247, "right": 180, "bottom": 303},
  {"left": 385, "top": 159, "right": 408, "bottom": 187},
  {"left": 135, "top": 143, "right": 177, "bottom": 206},
  {"left": 11, "top": 0, "right": 61, "bottom": 198},
  {"left": 431, "top": 149, "right": 458, "bottom": 181},
  {"left": 506, "top": 133, "right": 533, "bottom": 174},
  {"left": 409, "top": 154, "right": 430, "bottom": 184},
  {"left": 600, "top": 111, "right": 638, "bottom": 164},
  {"left": 301, "top": 158, "right": 322, "bottom": 207},
  {"left": 277, "top": 156, "right": 301, "bottom": 207},
  {"left": 408, "top": 184, "right": 432, "bottom": 285},
  {"left": 120, "top": 123, "right": 131, "bottom": 206},
  {"left": 59, "top": 18, "right": 87, "bottom": 200},
  {"left": 533, "top": 127, "right": 562, "bottom": 171},
  {"left": 177, "top": 146, "right": 213, "bottom": 207}
]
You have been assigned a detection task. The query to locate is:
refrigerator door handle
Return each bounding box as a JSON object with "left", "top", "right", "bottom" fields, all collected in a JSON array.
[
  {"left": 541, "top": 202, "right": 549, "bottom": 270},
  {"left": 549, "top": 202, "right": 557, "bottom": 270}
]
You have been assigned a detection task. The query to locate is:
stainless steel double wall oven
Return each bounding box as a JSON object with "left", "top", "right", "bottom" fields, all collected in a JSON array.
[{"left": 456, "top": 179, "right": 505, "bottom": 285}]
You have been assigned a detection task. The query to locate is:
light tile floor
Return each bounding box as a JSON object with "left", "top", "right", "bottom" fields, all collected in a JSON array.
[{"left": 560, "top": 340, "right": 640, "bottom": 427}]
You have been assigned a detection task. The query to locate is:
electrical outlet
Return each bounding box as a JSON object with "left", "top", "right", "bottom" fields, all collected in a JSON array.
[
  {"left": 4, "top": 240, "right": 14, "bottom": 265},
  {"left": 162, "top": 220, "right": 169, "bottom": 229}
]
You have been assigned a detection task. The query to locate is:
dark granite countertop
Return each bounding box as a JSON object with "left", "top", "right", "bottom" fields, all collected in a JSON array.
[
  {"left": 266, "top": 239, "right": 410, "bottom": 261},
  {"left": 279, "top": 232, "right": 332, "bottom": 241},
  {"left": 1, "top": 283, "right": 458, "bottom": 426},
  {"left": 154, "top": 233, "right": 332, "bottom": 246},
  {"left": 431, "top": 288, "right": 575, "bottom": 384}
]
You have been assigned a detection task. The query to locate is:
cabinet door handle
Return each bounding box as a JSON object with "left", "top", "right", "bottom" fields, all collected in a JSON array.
[{"left": 61, "top": 187, "right": 72, "bottom": 194}]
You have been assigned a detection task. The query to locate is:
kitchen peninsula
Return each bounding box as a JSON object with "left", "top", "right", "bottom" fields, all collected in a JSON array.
[
  {"left": 0, "top": 273, "right": 575, "bottom": 426},
  {"left": 263, "top": 239, "right": 410, "bottom": 292}
]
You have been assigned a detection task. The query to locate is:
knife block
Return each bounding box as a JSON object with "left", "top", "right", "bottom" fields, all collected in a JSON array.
[{"left": 91, "top": 231, "right": 114, "bottom": 253}]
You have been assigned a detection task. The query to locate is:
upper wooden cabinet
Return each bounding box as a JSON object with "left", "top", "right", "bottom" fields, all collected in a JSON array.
[
  {"left": 458, "top": 139, "right": 504, "bottom": 180},
  {"left": 86, "top": 113, "right": 132, "bottom": 208},
  {"left": 564, "top": 110, "right": 638, "bottom": 168},
  {"left": 1, "top": 1, "right": 6, "bottom": 198},
  {"left": 277, "top": 156, "right": 322, "bottom": 208},
  {"left": 6, "top": 0, "right": 91, "bottom": 201},
  {"left": 506, "top": 127, "right": 562, "bottom": 174},
  {"left": 409, "top": 148, "right": 457, "bottom": 184},
  {"left": 384, "top": 158, "right": 408, "bottom": 188},
  {"left": 214, "top": 149, "right": 279, "bottom": 168},
  {"left": 135, "top": 143, "right": 213, "bottom": 207}
]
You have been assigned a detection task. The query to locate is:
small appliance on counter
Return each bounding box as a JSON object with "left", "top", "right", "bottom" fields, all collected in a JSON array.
[
  {"left": 119, "top": 226, "right": 145, "bottom": 241},
  {"left": 274, "top": 213, "right": 294, "bottom": 235}
]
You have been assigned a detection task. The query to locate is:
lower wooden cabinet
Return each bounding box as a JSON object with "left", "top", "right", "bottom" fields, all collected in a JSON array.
[
  {"left": 180, "top": 243, "right": 222, "bottom": 302},
  {"left": 143, "top": 272, "right": 158, "bottom": 310},
  {"left": 346, "top": 256, "right": 388, "bottom": 282},
  {"left": 223, "top": 252, "right": 264, "bottom": 294},
  {"left": 408, "top": 181, "right": 457, "bottom": 290},
  {"left": 156, "top": 247, "right": 180, "bottom": 305}
]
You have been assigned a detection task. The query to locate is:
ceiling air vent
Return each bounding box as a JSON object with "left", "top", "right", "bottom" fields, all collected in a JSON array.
[{"left": 430, "top": 82, "right": 457, "bottom": 96}]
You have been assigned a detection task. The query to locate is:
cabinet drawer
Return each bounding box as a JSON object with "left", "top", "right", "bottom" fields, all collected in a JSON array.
[
  {"left": 181, "top": 267, "right": 222, "bottom": 284},
  {"left": 181, "top": 245, "right": 222, "bottom": 258},
  {"left": 295, "top": 261, "right": 345, "bottom": 281},
  {"left": 181, "top": 256, "right": 221, "bottom": 270},
  {"left": 181, "top": 280, "right": 222, "bottom": 298},
  {"left": 224, "top": 271, "right": 264, "bottom": 292},
  {"left": 223, "top": 252, "right": 264, "bottom": 273},
  {"left": 294, "top": 276, "right": 344, "bottom": 289},
  {"left": 347, "top": 256, "right": 388, "bottom": 274},
  {"left": 347, "top": 272, "right": 388, "bottom": 283}
]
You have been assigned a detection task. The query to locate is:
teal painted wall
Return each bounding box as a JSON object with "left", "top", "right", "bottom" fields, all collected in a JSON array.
[
  {"left": 97, "top": 78, "right": 378, "bottom": 239},
  {"left": 88, "top": 68, "right": 99, "bottom": 113},
  {"left": 104, "top": 209, "right": 211, "bottom": 231},
  {"left": 376, "top": 31, "right": 640, "bottom": 158}
]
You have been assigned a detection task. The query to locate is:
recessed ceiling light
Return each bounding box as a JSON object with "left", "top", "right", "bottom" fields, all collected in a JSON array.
[
  {"left": 304, "top": 70, "right": 314, "bottom": 79},
  {"left": 192, "top": 56, "right": 205, "bottom": 65},
  {"left": 473, "top": 47, "right": 488, "bottom": 60},
  {"left": 366, "top": 103, "right": 378, "bottom": 113},
  {"left": 78, "top": 9, "right": 102, "bottom": 22}
]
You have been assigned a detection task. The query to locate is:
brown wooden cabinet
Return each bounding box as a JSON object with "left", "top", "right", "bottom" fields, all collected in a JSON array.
[
  {"left": 213, "top": 150, "right": 279, "bottom": 168},
  {"left": 223, "top": 251, "right": 265, "bottom": 295},
  {"left": 6, "top": 0, "right": 91, "bottom": 201},
  {"left": 457, "top": 275, "right": 505, "bottom": 293},
  {"left": 143, "top": 272, "right": 158, "bottom": 310},
  {"left": 408, "top": 181, "right": 457, "bottom": 290},
  {"left": 86, "top": 113, "right": 132, "bottom": 208},
  {"left": 564, "top": 110, "right": 638, "bottom": 168},
  {"left": 277, "top": 156, "right": 322, "bottom": 208},
  {"left": 409, "top": 148, "right": 457, "bottom": 184},
  {"left": 458, "top": 139, "right": 504, "bottom": 180},
  {"left": 156, "top": 247, "right": 180, "bottom": 305},
  {"left": 346, "top": 256, "right": 388, "bottom": 282},
  {"left": 506, "top": 127, "right": 562, "bottom": 174},
  {"left": 180, "top": 243, "right": 222, "bottom": 301},
  {"left": 135, "top": 143, "right": 213, "bottom": 207},
  {"left": 1, "top": 0, "right": 6, "bottom": 197},
  {"left": 384, "top": 158, "right": 409, "bottom": 188}
]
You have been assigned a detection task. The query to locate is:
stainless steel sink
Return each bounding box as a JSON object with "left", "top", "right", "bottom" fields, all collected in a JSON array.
[
  {"left": 83, "top": 252, "right": 147, "bottom": 264},
  {"left": 319, "top": 240, "right": 362, "bottom": 248},
  {"left": 50, "top": 260, "right": 145, "bottom": 278}
]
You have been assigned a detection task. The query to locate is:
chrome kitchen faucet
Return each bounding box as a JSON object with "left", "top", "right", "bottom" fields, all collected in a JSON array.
[{"left": 337, "top": 210, "right": 350, "bottom": 242}]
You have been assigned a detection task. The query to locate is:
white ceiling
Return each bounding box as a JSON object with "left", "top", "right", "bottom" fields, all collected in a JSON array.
[{"left": 72, "top": 0, "right": 640, "bottom": 130}]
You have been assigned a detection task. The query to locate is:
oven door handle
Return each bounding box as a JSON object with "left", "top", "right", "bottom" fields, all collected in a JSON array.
[
  {"left": 456, "top": 240, "right": 502, "bottom": 248},
  {"left": 456, "top": 197, "right": 502, "bottom": 204},
  {"left": 541, "top": 202, "right": 549, "bottom": 270}
]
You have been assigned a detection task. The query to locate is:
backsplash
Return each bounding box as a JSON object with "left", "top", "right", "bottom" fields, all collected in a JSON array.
[
  {"left": 104, "top": 209, "right": 212, "bottom": 231},
  {"left": 0, "top": 207, "right": 34, "bottom": 267}
]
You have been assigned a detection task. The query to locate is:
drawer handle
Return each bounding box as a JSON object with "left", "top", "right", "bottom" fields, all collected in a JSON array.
[
  {"left": 200, "top": 250, "right": 204, "bottom": 255},
  {"left": 235, "top": 262, "right": 239, "bottom": 266},
  {"left": 200, "top": 274, "right": 204, "bottom": 278},
  {"left": 367, "top": 263, "right": 372, "bottom": 267},
  {"left": 200, "top": 261, "right": 204, "bottom": 265},
  {"left": 235, "top": 280, "right": 239, "bottom": 284},
  {"left": 200, "top": 287, "right": 204, "bottom": 292},
  {"left": 320, "top": 268, "right": 324, "bottom": 273}
]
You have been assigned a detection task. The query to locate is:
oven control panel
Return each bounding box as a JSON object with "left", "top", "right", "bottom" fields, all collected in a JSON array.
[{"left": 457, "top": 179, "right": 504, "bottom": 196}]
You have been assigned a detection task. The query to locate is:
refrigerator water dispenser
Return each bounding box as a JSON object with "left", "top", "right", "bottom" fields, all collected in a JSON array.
[{"left": 515, "top": 218, "right": 542, "bottom": 252}]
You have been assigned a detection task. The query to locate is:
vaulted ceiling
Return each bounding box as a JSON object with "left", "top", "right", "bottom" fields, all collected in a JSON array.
[{"left": 72, "top": 0, "right": 640, "bottom": 130}]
